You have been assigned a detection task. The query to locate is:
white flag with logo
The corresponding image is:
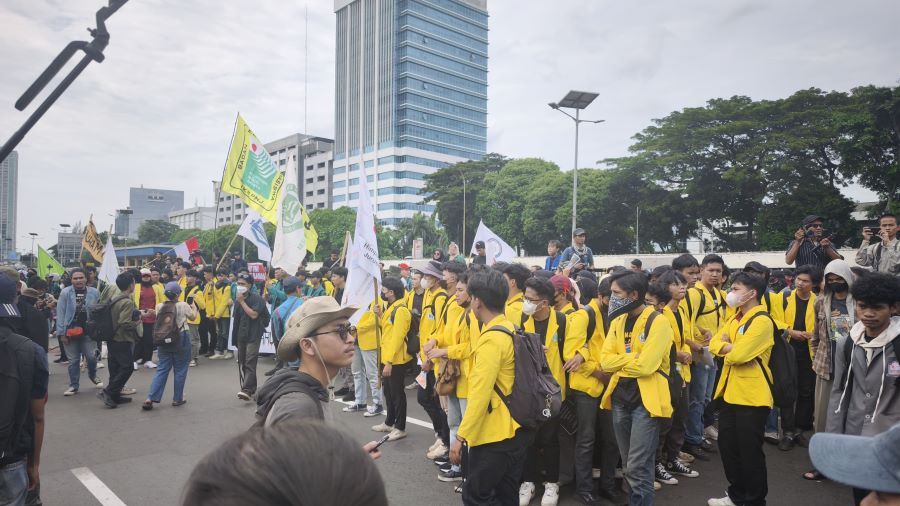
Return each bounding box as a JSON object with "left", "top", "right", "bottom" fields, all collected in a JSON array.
[
  {"left": 470, "top": 220, "right": 515, "bottom": 266},
  {"left": 237, "top": 209, "right": 272, "bottom": 262},
  {"left": 98, "top": 235, "right": 119, "bottom": 285},
  {"left": 271, "top": 158, "right": 307, "bottom": 273},
  {"left": 342, "top": 168, "right": 381, "bottom": 323}
]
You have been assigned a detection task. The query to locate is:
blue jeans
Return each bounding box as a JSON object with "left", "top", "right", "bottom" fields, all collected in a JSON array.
[
  {"left": 63, "top": 337, "right": 97, "bottom": 390},
  {"left": 147, "top": 331, "right": 191, "bottom": 403},
  {"left": 612, "top": 403, "right": 661, "bottom": 506},
  {"left": 687, "top": 362, "right": 717, "bottom": 445},
  {"left": 351, "top": 346, "right": 381, "bottom": 407},
  {"left": 765, "top": 408, "right": 780, "bottom": 434},
  {"left": 0, "top": 459, "right": 28, "bottom": 506},
  {"left": 447, "top": 394, "right": 468, "bottom": 473}
]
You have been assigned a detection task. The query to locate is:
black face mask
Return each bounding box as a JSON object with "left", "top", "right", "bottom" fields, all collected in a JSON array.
[{"left": 827, "top": 282, "right": 848, "bottom": 294}]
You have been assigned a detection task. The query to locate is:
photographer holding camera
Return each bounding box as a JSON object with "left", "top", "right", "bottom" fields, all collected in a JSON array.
[
  {"left": 856, "top": 212, "right": 900, "bottom": 276},
  {"left": 785, "top": 215, "right": 843, "bottom": 268}
]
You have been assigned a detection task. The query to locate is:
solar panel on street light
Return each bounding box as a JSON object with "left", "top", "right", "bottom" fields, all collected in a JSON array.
[{"left": 557, "top": 90, "right": 599, "bottom": 110}]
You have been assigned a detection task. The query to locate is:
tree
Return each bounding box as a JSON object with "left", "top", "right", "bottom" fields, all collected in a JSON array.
[
  {"left": 308, "top": 207, "right": 357, "bottom": 260},
  {"left": 137, "top": 220, "right": 180, "bottom": 244},
  {"left": 170, "top": 229, "right": 202, "bottom": 244},
  {"left": 422, "top": 153, "right": 508, "bottom": 247},
  {"left": 395, "top": 213, "right": 448, "bottom": 257}
]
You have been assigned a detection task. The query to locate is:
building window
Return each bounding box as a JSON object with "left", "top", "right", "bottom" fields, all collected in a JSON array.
[
  {"left": 219, "top": 197, "right": 224, "bottom": 202},
  {"left": 234, "top": 214, "right": 241, "bottom": 220},
  {"left": 219, "top": 207, "right": 224, "bottom": 212},
  {"left": 306, "top": 178, "right": 314, "bottom": 184},
  {"left": 293, "top": 155, "right": 297, "bottom": 160},
  {"left": 219, "top": 218, "right": 225, "bottom": 222},
  {"left": 317, "top": 202, "right": 325, "bottom": 208},
  {"left": 317, "top": 162, "right": 326, "bottom": 168},
  {"left": 307, "top": 204, "right": 314, "bottom": 210},
  {"left": 317, "top": 189, "right": 325, "bottom": 195},
  {"left": 306, "top": 191, "right": 314, "bottom": 197},
  {"left": 226, "top": 206, "right": 231, "bottom": 211},
  {"left": 226, "top": 195, "right": 232, "bottom": 200},
  {"left": 236, "top": 203, "right": 242, "bottom": 208},
  {"left": 279, "top": 159, "right": 286, "bottom": 166},
  {"left": 307, "top": 165, "right": 314, "bottom": 171},
  {"left": 317, "top": 175, "right": 325, "bottom": 182}
]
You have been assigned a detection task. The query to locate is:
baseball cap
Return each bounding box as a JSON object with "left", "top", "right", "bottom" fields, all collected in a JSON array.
[
  {"left": 164, "top": 281, "right": 182, "bottom": 295},
  {"left": 237, "top": 272, "right": 254, "bottom": 283},
  {"left": 398, "top": 263, "right": 410, "bottom": 270},
  {"left": 0, "top": 277, "right": 21, "bottom": 317},
  {"left": 140, "top": 268, "right": 152, "bottom": 276},
  {"left": 802, "top": 215, "right": 823, "bottom": 227},
  {"left": 475, "top": 241, "right": 485, "bottom": 249},
  {"left": 743, "top": 261, "right": 769, "bottom": 274},
  {"left": 550, "top": 274, "right": 572, "bottom": 294},
  {"left": 573, "top": 227, "right": 586, "bottom": 236},
  {"left": 282, "top": 276, "right": 302, "bottom": 294},
  {"left": 810, "top": 423, "right": 900, "bottom": 494}
]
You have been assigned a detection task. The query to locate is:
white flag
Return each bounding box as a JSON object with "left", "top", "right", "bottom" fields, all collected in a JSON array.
[
  {"left": 343, "top": 167, "right": 381, "bottom": 323},
  {"left": 470, "top": 220, "right": 515, "bottom": 266},
  {"left": 98, "top": 235, "right": 119, "bottom": 285},
  {"left": 237, "top": 209, "right": 272, "bottom": 262},
  {"left": 271, "top": 158, "right": 307, "bottom": 273}
]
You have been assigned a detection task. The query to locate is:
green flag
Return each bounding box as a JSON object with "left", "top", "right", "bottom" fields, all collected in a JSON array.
[{"left": 37, "top": 246, "right": 65, "bottom": 278}]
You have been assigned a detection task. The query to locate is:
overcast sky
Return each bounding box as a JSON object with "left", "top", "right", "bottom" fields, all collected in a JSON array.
[{"left": 1, "top": 0, "right": 897, "bottom": 252}]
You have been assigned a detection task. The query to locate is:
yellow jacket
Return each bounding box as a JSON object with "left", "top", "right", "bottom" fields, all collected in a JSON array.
[
  {"left": 457, "top": 314, "right": 520, "bottom": 447},
  {"left": 323, "top": 279, "right": 335, "bottom": 297},
  {"left": 600, "top": 306, "right": 674, "bottom": 418},
  {"left": 709, "top": 306, "right": 774, "bottom": 408},
  {"left": 505, "top": 292, "right": 524, "bottom": 327},
  {"left": 566, "top": 300, "right": 606, "bottom": 397},
  {"left": 180, "top": 284, "right": 203, "bottom": 325},
  {"left": 381, "top": 299, "right": 413, "bottom": 365},
  {"left": 661, "top": 304, "right": 692, "bottom": 383},
  {"left": 681, "top": 283, "right": 730, "bottom": 343},
  {"left": 210, "top": 282, "right": 232, "bottom": 319},
  {"left": 133, "top": 282, "right": 164, "bottom": 310},
  {"left": 443, "top": 306, "right": 473, "bottom": 398},
  {"left": 357, "top": 306, "right": 378, "bottom": 351},
  {"left": 761, "top": 290, "right": 787, "bottom": 330},
  {"left": 202, "top": 281, "right": 217, "bottom": 318},
  {"left": 418, "top": 287, "right": 448, "bottom": 364},
  {"left": 523, "top": 311, "right": 567, "bottom": 401},
  {"left": 783, "top": 290, "right": 817, "bottom": 359}
]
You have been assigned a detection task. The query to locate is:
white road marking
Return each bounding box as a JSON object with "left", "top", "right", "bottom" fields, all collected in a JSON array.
[
  {"left": 71, "top": 467, "right": 128, "bottom": 506},
  {"left": 335, "top": 398, "right": 434, "bottom": 430}
]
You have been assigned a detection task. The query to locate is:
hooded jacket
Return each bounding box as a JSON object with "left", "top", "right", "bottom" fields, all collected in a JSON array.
[
  {"left": 826, "top": 316, "right": 900, "bottom": 437},
  {"left": 811, "top": 260, "right": 856, "bottom": 380},
  {"left": 255, "top": 369, "right": 328, "bottom": 426}
]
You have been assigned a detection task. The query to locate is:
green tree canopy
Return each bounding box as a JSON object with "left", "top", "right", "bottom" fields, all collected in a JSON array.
[{"left": 137, "top": 220, "right": 180, "bottom": 244}]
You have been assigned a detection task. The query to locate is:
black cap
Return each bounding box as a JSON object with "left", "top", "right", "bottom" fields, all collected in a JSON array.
[
  {"left": 237, "top": 273, "right": 253, "bottom": 283},
  {"left": 475, "top": 241, "right": 485, "bottom": 248},
  {"left": 743, "top": 261, "right": 769, "bottom": 274},
  {"left": 802, "top": 215, "right": 823, "bottom": 227}
]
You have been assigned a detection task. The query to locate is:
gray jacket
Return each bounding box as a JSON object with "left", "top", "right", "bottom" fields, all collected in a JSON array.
[
  {"left": 826, "top": 317, "right": 900, "bottom": 437},
  {"left": 856, "top": 238, "right": 900, "bottom": 276}
]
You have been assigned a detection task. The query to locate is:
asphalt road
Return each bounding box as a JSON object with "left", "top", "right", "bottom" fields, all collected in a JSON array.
[{"left": 39, "top": 351, "right": 854, "bottom": 506}]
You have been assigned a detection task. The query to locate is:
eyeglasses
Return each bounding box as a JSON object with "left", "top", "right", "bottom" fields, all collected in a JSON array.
[
  {"left": 308, "top": 323, "right": 356, "bottom": 342},
  {"left": 808, "top": 224, "right": 824, "bottom": 228}
]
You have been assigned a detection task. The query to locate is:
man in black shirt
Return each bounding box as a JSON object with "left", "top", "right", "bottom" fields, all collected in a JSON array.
[
  {"left": 234, "top": 273, "right": 269, "bottom": 401},
  {"left": 471, "top": 241, "right": 487, "bottom": 265},
  {"left": 785, "top": 215, "right": 843, "bottom": 269}
]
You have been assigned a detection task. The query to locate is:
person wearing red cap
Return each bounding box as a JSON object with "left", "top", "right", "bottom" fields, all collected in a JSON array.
[
  {"left": 550, "top": 274, "right": 578, "bottom": 315},
  {"left": 398, "top": 263, "right": 412, "bottom": 292}
]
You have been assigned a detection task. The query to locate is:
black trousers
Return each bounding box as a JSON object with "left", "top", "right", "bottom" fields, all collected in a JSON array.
[
  {"left": 782, "top": 340, "right": 815, "bottom": 433},
  {"left": 464, "top": 428, "right": 535, "bottom": 506},
  {"left": 523, "top": 417, "right": 561, "bottom": 484},
  {"left": 198, "top": 313, "right": 215, "bottom": 354},
  {"left": 659, "top": 379, "right": 689, "bottom": 463},
  {"left": 133, "top": 323, "right": 155, "bottom": 363},
  {"left": 572, "top": 391, "right": 600, "bottom": 495},
  {"left": 105, "top": 340, "right": 134, "bottom": 400},
  {"left": 718, "top": 402, "right": 769, "bottom": 506},
  {"left": 418, "top": 370, "right": 450, "bottom": 445},
  {"left": 384, "top": 360, "right": 413, "bottom": 431},
  {"left": 592, "top": 406, "right": 620, "bottom": 492}
]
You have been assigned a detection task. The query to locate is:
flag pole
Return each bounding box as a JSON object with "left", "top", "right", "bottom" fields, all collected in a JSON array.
[
  {"left": 77, "top": 215, "right": 90, "bottom": 266},
  {"left": 215, "top": 232, "right": 241, "bottom": 271},
  {"left": 374, "top": 277, "right": 382, "bottom": 388},
  {"left": 338, "top": 230, "right": 351, "bottom": 267}
]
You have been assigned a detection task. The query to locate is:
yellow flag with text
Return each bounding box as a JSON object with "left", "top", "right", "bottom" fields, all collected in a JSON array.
[
  {"left": 82, "top": 219, "right": 104, "bottom": 263},
  {"left": 220, "top": 114, "right": 284, "bottom": 224}
]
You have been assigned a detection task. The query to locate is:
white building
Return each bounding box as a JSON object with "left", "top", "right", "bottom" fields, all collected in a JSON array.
[{"left": 168, "top": 206, "right": 217, "bottom": 231}]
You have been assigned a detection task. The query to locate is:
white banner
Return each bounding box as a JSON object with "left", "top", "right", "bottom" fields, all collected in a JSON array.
[
  {"left": 237, "top": 209, "right": 272, "bottom": 262},
  {"left": 98, "top": 236, "right": 119, "bottom": 285},
  {"left": 271, "top": 157, "right": 307, "bottom": 273},
  {"left": 343, "top": 166, "right": 381, "bottom": 323},
  {"left": 470, "top": 220, "right": 516, "bottom": 266}
]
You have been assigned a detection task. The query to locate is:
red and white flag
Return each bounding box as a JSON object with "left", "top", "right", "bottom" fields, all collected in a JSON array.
[{"left": 173, "top": 236, "right": 200, "bottom": 263}]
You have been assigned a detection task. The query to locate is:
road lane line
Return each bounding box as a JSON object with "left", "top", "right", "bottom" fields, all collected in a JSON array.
[
  {"left": 71, "top": 467, "right": 127, "bottom": 506},
  {"left": 335, "top": 398, "right": 434, "bottom": 430}
]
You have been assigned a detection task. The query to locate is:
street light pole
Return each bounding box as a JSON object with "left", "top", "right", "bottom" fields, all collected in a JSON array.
[
  {"left": 462, "top": 176, "right": 467, "bottom": 251},
  {"left": 572, "top": 108, "right": 580, "bottom": 237},
  {"left": 635, "top": 206, "right": 640, "bottom": 255},
  {"left": 28, "top": 232, "right": 38, "bottom": 267}
]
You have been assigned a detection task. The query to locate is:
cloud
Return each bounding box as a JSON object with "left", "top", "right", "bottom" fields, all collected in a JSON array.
[{"left": 0, "top": 0, "right": 896, "bottom": 252}]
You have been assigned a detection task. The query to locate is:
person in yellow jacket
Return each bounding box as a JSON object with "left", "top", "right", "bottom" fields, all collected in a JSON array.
[
  {"left": 416, "top": 261, "right": 451, "bottom": 459},
  {"left": 550, "top": 274, "right": 578, "bottom": 315},
  {"left": 600, "top": 271, "right": 673, "bottom": 506},
  {"left": 199, "top": 266, "right": 219, "bottom": 357},
  {"left": 372, "top": 277, "right": 413, "bottom": 442},
  {"left": 706, "top": 272, "right": 774, "bottom": 506},
  {"left": 450, "top": 269, "right": 532, "bottom": 505},
  {"left": 517, "top": 276, "right": 567, "bottom": 505},
  {"left": 778, "top": 264, "right": 820, "bottom": 451},
  {"left": 501, "top": 263, "right": 529, "bottom": 325},
  {"left": 426, "top": 268, "right": 473, "bottom": 482},
  {"left": 209, "top": 268, "right": 234, "bottom": 360},
  {"left": 181, "top": 270, "right": 204, "bottom": 366},
  {"left": 647, "top": 272, "right": 701, "bottom": 485}
]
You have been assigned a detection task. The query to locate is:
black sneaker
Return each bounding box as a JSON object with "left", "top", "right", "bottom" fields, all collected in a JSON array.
[
  {"left": 682, "top": 444, "right": 710, "bottom": 461},
  {"left": 53, "top": 357, "right": 68, "bottom": 364},
  {"left": 434, "top": 456, "right": 449, "bottom": 466},
  {"left": 597, "top": 487, "right": 627, "bottom": 506},
  {"left": 438, "top": 470, "right": 463, "bottom": 482},
  {"left": 342, "top": 392, "right": 356, "bottom": 402},
  {"left": 655, "top": 462, "right": 678, "bottom": 485},
  {"left": 114, "top": 397, "right": 133, "bottom": 404},
  {"left": 701, "top": 438, "right": 716, "bottom": 452},
  {"left": 96, "top": 391, "right": 117, "bottom": 409},
  {"left": 667, "top": 459, "right": 699, "bottom": 478},
  {"left": 794, "top": 432, "right": 810, "bottom": 448},
  {"left": 778, "top": 435, "right": 796, "bottom": 452},
  {"left": 438, "top": 462, "right": 453, "bottom": 473},
  {"left": 574, "top": 492, "right": 602, "bottom": 505}
]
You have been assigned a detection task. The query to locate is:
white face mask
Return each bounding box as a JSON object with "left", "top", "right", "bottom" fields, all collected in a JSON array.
[
  {"left": 236, "top": 285, "right": 248, "bottom": 295},
  {"left": 725, "top": 290, "right": 753, "bottom": 308},
  {"left": 420, "top": 278, "right": 433, "bottom": 290},
  {"left": 522, "top": 300, "right": 539, "bottom": 316}
]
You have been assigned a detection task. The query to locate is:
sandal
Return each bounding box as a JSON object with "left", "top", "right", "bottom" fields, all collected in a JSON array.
[
  {"left": 172, "top": 399, "right": 187, "bottom": 407},
  {"left": 803, "top": 469, "right": 826, "bottom": 481},
  {"left": 142, "top": 400, "right": 153, "bottom": 411}
]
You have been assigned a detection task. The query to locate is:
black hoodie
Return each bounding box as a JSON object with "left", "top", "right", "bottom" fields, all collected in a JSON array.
[{"left": 254, "top": 369, "right": 327, "bottom": 426}]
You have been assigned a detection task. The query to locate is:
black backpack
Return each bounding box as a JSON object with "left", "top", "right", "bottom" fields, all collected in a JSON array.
[
  {"left": 390, "top": 305, "right": 420, "bottom": 356},
  {"left": 488, "top": 325, "right": 562, "bottom": 429},
  {"left": 747, "top": 311, "right": 798, "bottom": 409},
  {"left": 86, "top": 294, "right": 129, "bottom": 342},
  {"left": 0, "top": 327, "right": 36, "bottom": 461}
]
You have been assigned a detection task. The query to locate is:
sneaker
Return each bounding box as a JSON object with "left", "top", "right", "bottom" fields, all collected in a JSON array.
[
  {"left": 405, "top": 382, "right": 417, "bottom": 390},
  {"left": 53, "top": 357, "right": 68, "bottom": 364},
  {"left": 574, "top": 492, "right": 602, "bottom": 506},
  {"left": 136, "top": 358, "right": 145, "bottom": 365},
  {"left": 387, "top": 428, "right": 407, "bottom": 441},
  {"left": 701, "top": 438, "right": 716, "bottom": 452},
  {"left": 427, "top": 438, "right": 443, "bottom": 453},
  {"left": 704, "top": 425, "right": 719, "bottom": 441},
  {"left": 778, "top": 435, "right": 796, "bottom": 452},
  {"left": 133, "top": 361, "right": 139, "bottom": 370},
  {"left": 341, "top": 392, "right": 356, "bottom": 402},
  {"left": 204, "top": 351, "right": 215, "bottom": 357},
  {"left": 678, "top": 451, "right": 695, "bottom": 463},
  {"left": 708, "top": 495, "right": 737, "bottom": 506},
  {"left": 96, "top": 391, "right": 117, "bottom": 409},
  {"left": 654, "top": 481, "right": 662, "bottom": 491},
  {"left": 223, "top": 352, "right": 234, "bottom": 359},
  {"left": 364, "top": 404, "right": 383, "bottom": 417},
  {"left": 541, "top": 482, "right": 559, "bottom": 506},
  {"left": 682, "top": 443, "right": 710, "bottom": 461},
  {"left": 114, "top": 397, "right": 132, "bottom": 404},
  {"left": 144, "top": 361, "right": 158, "bottom": 369},
  {"left": 794, "top": 432, "right": 810, "bottom": 448},
  {"left": 427, "top": 441, "right": 448, "bottom": 460},
  {"left": 454, "top": 484, "right": 463, "bottom": 494},
  {"left": 237, "top": 391, "right": 251, "bottom": 401},
  {"left": 591, "top": 468, "right": 602, "bottom": 479},
  {"left": 519, "top": 481, "right": 535, "bottom": 506},
  {"left": 189, "top": 360, "right": 198, "bottom": 367},
  {"left": 92, "top": 378, "right": 104, "bottom": 389},
  {"left": 342, "top": 404, "right": 367, "bottom": 413},
  {"left": 433, "top": 455, "right": 450, "bottom": 466},
  {"left": 334, "top": 387, "right": 350, "bottom": 396},
  {"left": 208, "top": 352, "right": 224, "bottom": 360},
  {"left": 96, "top": 362, "right": 105, "bottom": 369},
  {"left": 655, "top": 463, "right": 678, "bottom": 485},
  {"left": 597, "top": 487, "right": 627, "bottom": 505},
  {"left": 438, "top": 470, "right": 464, "bottom": 482},
  {"left": 64, "top": 387, "right": 78, "bottom": 396},
  {"left": 667, "top": 459, "right": 699, "bottom": 478},
  {"left": 438, "top": 462, "right": 453, "bottom": 473},
  {"left": 764, "top": 431, "right": 780, "bottom": 445},
  {"left": 372, "top": 423, "right": 393, "bottom": 433},
  {"left": 120, "top": 387, "right": 137, "bottom": 396}
]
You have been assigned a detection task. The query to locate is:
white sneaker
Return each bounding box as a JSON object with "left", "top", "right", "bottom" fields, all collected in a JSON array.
[
  {"left": 372, "top": 423, "right": 393, "bottom": 433},
  {"left": 518, "top": 481, "right": 535, "bottom": 506},
  {"left": 92, "top": 378, "right": 104, "bottom": 389},
  {"left": 237, "top": 391, "right": 251, "bottom": 401},
  {"left": 708, "top": 495, "right": 737, "bottom": 506},
  {"left": 427, "top": 438, "right": 443, "bottom": 453},
  {"left": 223, "top": 352, "right": 234, "bottom": 359},
  {"left": 189, "top": 360, "right": 198, "bottom": 367},
  {"left": 387, "top": 428, "right": 406, "bottom": 441},
  {"left": 96, "top": 362, "right": 105, "bottom": 369},
  {"left": 654, "top": 481, "right": 662, "bottom": 491},
  {"left": 136, "top": 358, "right": 145, "bottom": 365},
  {"left": 208, "top": 352, "right": 224, "bottom": 360},
  {"left": 63, "top": 387, "right": 78, "bottom": 396},
  {"left": 426, "top": 441, "right": 448, "bottom": 460},
  {"left": 678, "top": 451, "right": 695, "bottom": 463},
  {"left": 121, "top": 387, "right": 137, "bottom": 396},
  {"left": 540, "top": 482, "right": 559, "bottom": 506},
  {"left": 591, "top": 467, "right": 602, "bottom": 479},
  {"left": 133, "top": 361, "right": 139, "bottom": 370},
  {"left": 704, "top": 425, "right": 719, "bottom": 441},
  {"left": 144, "top": 361, "right": 158, "bottom": 369}
]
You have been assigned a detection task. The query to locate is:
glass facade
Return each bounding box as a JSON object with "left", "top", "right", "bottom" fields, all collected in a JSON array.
[{"left": 333, "top": 0, "right": 488, "bottom": 221}]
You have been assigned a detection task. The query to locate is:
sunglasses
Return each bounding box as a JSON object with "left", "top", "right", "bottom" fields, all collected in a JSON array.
[{"left": 308, "top": 323, "right": 356, "bottom": 342}]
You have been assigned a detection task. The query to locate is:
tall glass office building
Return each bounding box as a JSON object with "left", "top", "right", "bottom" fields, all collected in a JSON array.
[{"left": 332, "top": 0, "right": 488, "bottom": 225}]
